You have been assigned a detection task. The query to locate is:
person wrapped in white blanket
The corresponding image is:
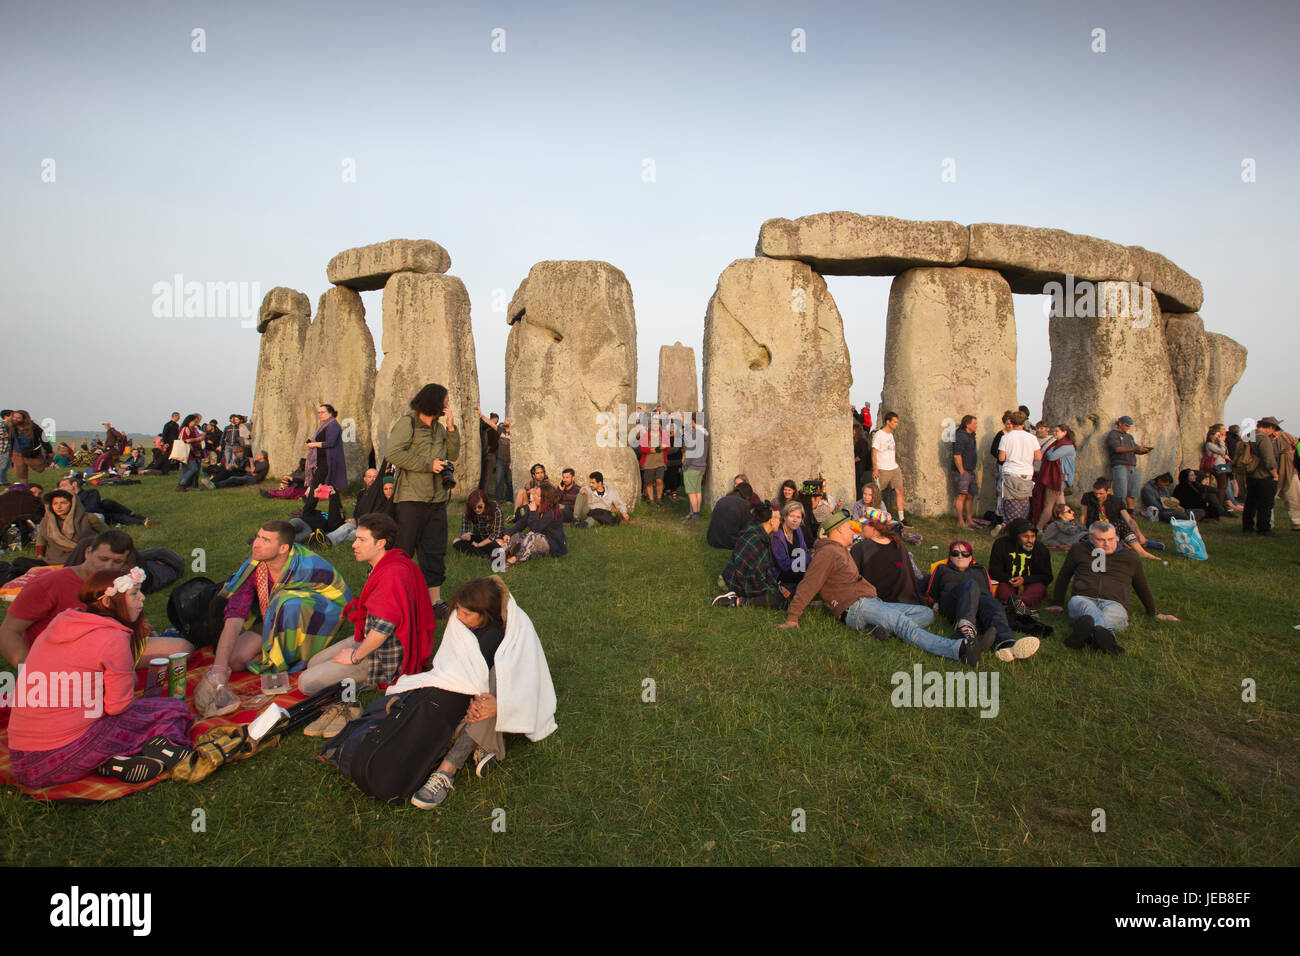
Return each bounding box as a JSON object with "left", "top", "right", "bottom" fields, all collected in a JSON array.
[{"left": 387, "top": 575, "right": 557, "bottom": 809}]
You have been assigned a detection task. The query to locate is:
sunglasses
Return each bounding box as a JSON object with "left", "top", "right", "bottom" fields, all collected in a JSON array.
[{"left": 949, "top": 550, "right": 972, "bottom": 558}]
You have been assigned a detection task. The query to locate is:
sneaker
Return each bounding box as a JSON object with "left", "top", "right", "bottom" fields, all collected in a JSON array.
[
  {"left": 319, "top": 704, "right": 360, "bottom": 739},
  {"left": 995, "top": 636, "right": 1041, "bottom": 662},
  {"left": 711, "top": 591, "right": 740, "bottom": 607},
  {"left": 200, "top": 476, "right": 216, "bottom": 490},
  {"left": 958, "top": 625, "right": 997, "bottom": 666},
  {"left": 1090, "top": 626, "right": 1125, "bottom": 655},
  {"left": 954, "top": 619, "right": 978, "bottom": 645},
  {"left": 473, "top": 748, "right": 499, "bottom": 779},
  {"left": 989, "top": 523, "right": 1004, "bottom": 537},
  {"left": 303, "top": 702, "right": 346, "bottom": 738},
  {"left": 1007, "top": 594, "right": 1028, "bottom": 618},
  {"left": 410, "top": 770, "right": 455, "bottom": 809}
]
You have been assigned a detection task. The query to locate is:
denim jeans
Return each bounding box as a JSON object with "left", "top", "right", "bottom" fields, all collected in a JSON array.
[
  {"left": 1111, "top": 464, "right": 1139, "bottom": 501},
  {"left": 1067, "top": 595, "right": 1129, "bottom": 632},
  {"left": 177, "top": 458, "right": 200, "bottom": 487},
  {"left": 939, "top": 579, "right": 1015, "bottom": 648},
  {"left": 0, "top": 450, "right": 9, "bottom": 485},
  {"left": 843, "top": 598, "right": 960, "bottom": 660}
]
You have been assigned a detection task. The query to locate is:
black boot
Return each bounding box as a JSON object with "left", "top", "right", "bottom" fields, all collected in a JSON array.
[
  {"left": 1066, "top": 615, "right": 1093, "bottom": 650},
  {"left": 1091, "top": 625, "right": 1125, "bottom": 655}
]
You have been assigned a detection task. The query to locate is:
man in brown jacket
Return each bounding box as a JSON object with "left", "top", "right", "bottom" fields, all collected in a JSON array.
[{"left": 778, "top": 510, "right": 994, "bottom": 666}]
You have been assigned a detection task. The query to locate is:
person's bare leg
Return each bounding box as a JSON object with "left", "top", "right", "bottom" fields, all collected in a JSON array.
[
  {"left": 428, "top": 585, "right": 440, "bottom": 605},
  {"left": 229, "top": 630, "right": 263, "bottom": 671}
]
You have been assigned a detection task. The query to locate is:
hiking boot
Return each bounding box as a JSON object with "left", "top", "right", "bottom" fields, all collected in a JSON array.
[
  {"left": 958, "top": 625, "right": 997, "bottom": 666},
  {"left": 410, "top": 770, "right": 454, "bottom": 809},
  {"left": 303, "top": 702, "right": 347, "bottom": 738},
  {"left": 474, "top": 748, "right": 499, "bottom": 779},
  {"left": 1091, "top": 626, "right": 1125, "bottom": 655},
  {"left": 1066, "top": 616, "right": 1093, "bottom": 650},
  {"left": 319, "top": 704, "right": 361, "bottom": 739},
  {"left": 711, "top": 591, "right": 740, "bottom": 607},
  {"left": 995, "top": 636, "right": 1041, "bottom": 662}
]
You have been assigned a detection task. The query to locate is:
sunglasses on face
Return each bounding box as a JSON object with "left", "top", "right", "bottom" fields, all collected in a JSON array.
[{"left": 950, "top": 550, "right": 972, "bottom": 558}]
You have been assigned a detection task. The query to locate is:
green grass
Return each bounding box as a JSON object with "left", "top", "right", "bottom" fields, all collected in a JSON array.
[{"left": 2, "top": 476, "right": 1297, "bottom": 866}]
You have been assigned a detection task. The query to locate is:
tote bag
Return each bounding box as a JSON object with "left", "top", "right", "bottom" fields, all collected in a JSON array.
[{"left": 1170, "top": 515, "right": 1208, "bottom": 561}]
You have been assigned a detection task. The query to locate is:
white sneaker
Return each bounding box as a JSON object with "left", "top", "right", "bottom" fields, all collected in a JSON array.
[{"left": 995, "top": 636, "right": 1040, "bottom": 662}]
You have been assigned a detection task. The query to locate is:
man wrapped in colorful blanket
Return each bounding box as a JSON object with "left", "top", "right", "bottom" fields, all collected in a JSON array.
[{"left": 196, "top": 520, "right": 350, "bottom": 718}]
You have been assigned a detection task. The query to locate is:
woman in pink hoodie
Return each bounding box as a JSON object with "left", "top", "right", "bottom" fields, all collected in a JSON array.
[{"left": 7, "top": 568, "right": 193, "bottom": 787}]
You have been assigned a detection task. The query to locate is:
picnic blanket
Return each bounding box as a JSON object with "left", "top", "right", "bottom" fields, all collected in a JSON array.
[{"left": 0, "top": 648, "right": 307, "bottom": 803}]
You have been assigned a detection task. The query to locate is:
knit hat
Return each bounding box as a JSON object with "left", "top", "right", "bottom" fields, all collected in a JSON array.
[{"left": 861, "top": 507, "right": 890, "bottom": 526}]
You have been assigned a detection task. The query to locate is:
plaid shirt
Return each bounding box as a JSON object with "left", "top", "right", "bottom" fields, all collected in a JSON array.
[
  {"left": 0, "top": 422, "right": 10, "bottom": 456},
  {"left": 460, "top": 505, "right": 503, "bottom": 541},
  {"left": 721, "top": 522, "right": 781, "bottom": 598},
  {"left": 363, "top": 614, "right": 403, "bottom": 686}
]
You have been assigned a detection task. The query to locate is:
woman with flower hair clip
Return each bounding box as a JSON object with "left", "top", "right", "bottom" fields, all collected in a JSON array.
[{"left": 7, "top": 567, "right": 194, "bottom": 787}]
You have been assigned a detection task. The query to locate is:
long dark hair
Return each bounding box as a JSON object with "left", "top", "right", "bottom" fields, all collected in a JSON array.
[
  {"left": 464, "top": 488, "right": 498, "bottom": 521},
  {"left": 410, "top": 384, "right": 448, "bottom": 420},
  {"left": 449, "top": 576, "right": 508, "bottom": 630}
]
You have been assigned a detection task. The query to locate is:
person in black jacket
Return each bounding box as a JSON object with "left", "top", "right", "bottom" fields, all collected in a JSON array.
[
  {"left": 987, "top": 518, "right": 1053, "bottom": 613},
  {"left": 1173, "top": 469, "right": 1224, "bottom": 520},
  {"left": 706, "top": 482, "right": 757, "bottom": 550},
  {"left": 61, "top": 474, "right": 150, "bottom": 527},
  {"left": 926, "top": 540, "right": 1039, "bottom": 661},
  {"left": 159, "top": 412, "right": 181, "bottom": 474}
]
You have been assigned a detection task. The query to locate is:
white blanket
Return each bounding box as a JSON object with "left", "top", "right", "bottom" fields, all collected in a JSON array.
[{"left": 386, "top": 596, "right": 557, "bottom": 742}]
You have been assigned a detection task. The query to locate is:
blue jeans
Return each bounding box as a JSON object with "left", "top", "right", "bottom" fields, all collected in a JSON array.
[
  {"left": 495, "top": 457, "right": 513, "bottom": 502},
  {"left": 843, "top": 598, "right": 960, "bottom": 660},
  {"left": 1111, "top": 464, "right": 1139, "bottom": 501},
  {"left": 1067, "top": 595, "right": 1129, "bottom": 633},
  {"left": 177, "top": 458, "right": 200, "bottom": 487},
  {"left": 938, "top": 579, "right": 1015, "bottom": 649},
  {"left": 0, "top": 450, "right": 9, "bottom": 485}
]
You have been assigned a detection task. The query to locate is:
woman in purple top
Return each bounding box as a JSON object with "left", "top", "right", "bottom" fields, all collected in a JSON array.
[
  {"left": 770, "top": 500, "right": 808, "bottom": 587},
  {"left": 303, "top": 404, "right": 347, "bottom": 515}
]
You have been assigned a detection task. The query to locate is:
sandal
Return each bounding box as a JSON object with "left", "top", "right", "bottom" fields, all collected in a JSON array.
[
  {"left": 139, "top": 735, "right": 194, "bottom": 770},
  {"left": 96, "top": 754, "right": 166, "bottom": 783}
]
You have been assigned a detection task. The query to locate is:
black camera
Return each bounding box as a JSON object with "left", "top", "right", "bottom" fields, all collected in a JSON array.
[{"left": 441, "top": 462, "right": 457, "bottom": 490}]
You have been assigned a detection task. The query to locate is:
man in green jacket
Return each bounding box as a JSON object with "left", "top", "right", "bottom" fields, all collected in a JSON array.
[{"left": 387, "top": 383, "right": 461, "bottom": 611}]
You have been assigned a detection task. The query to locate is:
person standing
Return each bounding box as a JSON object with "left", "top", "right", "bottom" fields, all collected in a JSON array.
[
  {"left": 1241, "top": 417, "right": 1284, "bottom": 537},
  {"left": 160, "top": 412, "right": 181, "bottom": 475},
  {"left": 175, "top": 413, "right": 205, "bottom": 491},
  {"left": 1031, "top": 425, "right": 1075, "bottom": 530},
  {"left": 997, "top": 410, "right": 1041, "bottom": 525},
  {"left": 387, "top": 384, "right": 460, "bottom": 611},
  {"left": 0, "top": 409, "right": 13, "bottom": 485},
  {"left": 302, "top": 404, "right": 347, "bottom": 518},
  {"left": 681, "top": 415, "right": 709, "bottom": 522},
  {"left": 952, "top": 415, "right": 978, "bottom": 529},
  {"left": 871, "top": 411, "right": 907, "bottom": 525},
  {"left": 476, "top": 407, "right": 500, "bottom": 495},
  {"left": 1106, "top": 415, "right": 1152, "bottom": 514}
]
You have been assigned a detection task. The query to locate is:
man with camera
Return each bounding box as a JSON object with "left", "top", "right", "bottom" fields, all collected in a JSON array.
[{"left": 386, "top": 383, "right": 460, "bottom": 614}]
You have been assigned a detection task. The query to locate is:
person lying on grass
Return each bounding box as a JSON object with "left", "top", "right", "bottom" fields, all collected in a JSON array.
[
  {"left": 196, "top": 520, "right": 350, "bottom": 718},
  {"left": 381, "top": 575, "right": 557, "bottom": 809},
  {"left": 7, "top": 567, "right": 194, "bottom": 788},
  {"left": 779, "top": 511, "right": 995, "bottom": 666}
]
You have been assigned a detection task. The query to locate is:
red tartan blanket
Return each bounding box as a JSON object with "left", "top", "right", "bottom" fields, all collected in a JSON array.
[{"left": 0, "top": 648, "right": 307, "bottom": 803}]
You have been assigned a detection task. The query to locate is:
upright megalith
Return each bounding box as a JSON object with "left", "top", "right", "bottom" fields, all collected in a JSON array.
[
  {"left": 757, "top": 212, "right": 968, "bottom": 276},
  {"left": 252, "top": 288, "right": 312, "bottom": 479},
  {"left": 370, "top": 273, "right": 481, "bottom": 494},
  {"left": 504, "top": 261, "right": 640, "bottom": 507},
  {"left": 1163, "top": 314, "right": 1247, "bottom": 468},
  {"left": 657, "top": 342, "right": 698, "bottom": 413},
  {"left": 301, "top": 287, "right": 376, "bottom": 485},
  {"left": 702, "top": 258, "right": 853, "bottom": 508},
  {"left": 327, "top": 239, "right": 452, "bottom": 291},
  {"left": 1042, "top": 283, "right": 1180, "bottom": 491},
  {"left": 881, "top": 268, "right": 1018, "bottom": 517}
]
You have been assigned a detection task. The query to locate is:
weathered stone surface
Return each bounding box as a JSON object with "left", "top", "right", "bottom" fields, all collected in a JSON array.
[
  {"left": 1042, "top": 283, "right": 1179, "bottom": 491},
  {"left": 370, "top": 273, "right": 481, "bottom": 495},
  {"left": 301, "top": 287, "right": 376, "bottom": 485},
  {"left": 1129, "top": 246, "right": 1203, "bottom": 314},
  {"left": 505, "top": 261, "right": 640, "bottom": 509},
  {"left": 702, "top": 258, "right": 853, "bottom": 508},
  {"left": 881, "top": 268, "right": 1018, "bottom": 516},
  {"left": 657, "top": 342, "right": 698, "bottom": 413},
  {"left": 256, "top": 286, "right": 310, "bottom": 333},
  {"left": 965, "top": 223, "right": 1138, "bottom": 295},
  {"left": 757, "top": 212, "right": 968, "bottom": 276},
  {"left": 327, "top": 239, "right": 451, "bottom": 292},
  {"left": 1164, "top": 314, "right": 1247, "bottom": 469},
  {"left": 252, "top": 300, "right": 311, "bottom": 479}
]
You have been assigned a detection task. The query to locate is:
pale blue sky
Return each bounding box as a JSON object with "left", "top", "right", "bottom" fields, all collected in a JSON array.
[{"left": 2, "top": 0, "right": 1295, "bottom": 438}]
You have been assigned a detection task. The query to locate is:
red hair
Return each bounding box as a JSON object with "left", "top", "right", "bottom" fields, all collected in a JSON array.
[
  {"left": 946, "top": 540, "right": 974, "bottom": 563},
  {"left": 78, "top": 569, "right": 151, "bottom": 646}
]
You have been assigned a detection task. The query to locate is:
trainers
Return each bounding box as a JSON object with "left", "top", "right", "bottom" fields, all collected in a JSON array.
[
  {"left": 954, "top": 619, "right": 978, "bottom": 645},
  {"left": 995, "top": 636, "right": 1040, "bottom": 662},
  {"left": 1090, "top": 626, "right": 1125, "bottom": 655},
  {"left": 989, "top": 523, "right": 1004, "bottom": 537},
  {"left": 1066, "top": 616, "right": 1092, "bottom": 649},
  {"left": 319, "top": 704, "right": 360, "bottom": 739},
  {"left": 303, "top": 702, "right": 346, "bottom": 738},
  {"left": 1007, "top": 594, "right": 1028, "bottom": 618},
  {"left": 410, "top": 770, "right": 455, "bottom": 809},
  {"left": 711, "top": 591, "right": 740, "bottom": 607},
  {"left": 473, "top": 748, "right": 499, "bottom": 779},
  {"left": 200, "top": 476, "right": 216, "bottom": 490},
  {"left": 958, "top": 625, "right": 997, "bottom": 666}
]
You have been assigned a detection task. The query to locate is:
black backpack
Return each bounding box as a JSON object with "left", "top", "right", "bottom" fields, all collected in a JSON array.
[
  {"left": 138, "top": 547, "right": 184, "bottom": 594},
  {"left": 166, "top": 576, "right": 225, "bottom": 648},
  {"left": 322, "top": 687, "right": 465, "bottom": 804}
]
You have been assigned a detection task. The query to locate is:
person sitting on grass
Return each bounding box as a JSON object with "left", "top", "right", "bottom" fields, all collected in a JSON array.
[
  {"left": 327, "top": 470, "right": 395, "bottom": 546},
  {"left": 1082, "top": 477, "right": 1164, "bottom": 559},
  {"left": 925, "top": 540, "right": 1039, "bottom": 662},
  {"left": 514, "top": 463, "right": 551, "bottom": 511},
  {"left": 1173, "top": 469, "right": 1224, "bottom": 521},
  {"left": 770, "top": 499, "right": 809, "bottom": 590},
  {"left": 712, "top": 500, "right": 789, "bottom": 609},
  {"left": 581, "top": 471, "right": 631, "bottom": 526},
  {"left": 556, "top": 468, "right": 589, "bottom": 525},
  {"left": 35, "top": 489, "right": 109, "bottom": 565},
  {"left": 1040, "top": 502, "right": 1089, "bottom": 550},
  {"left": 987, "top": 518, "right": 1054, "bottom": 615},
  {"left": 196, "top": 520, "right": 350, "bottom": 718},
  {"left": 706, "top": 481, "right": 757, "bottom": 550},
  {"left": 498, "top": 484, "right": 567, "bottom": 566},
  {"left": 453, "top": 489, "right": 504, "bottom": 559},
  {"left": 1139, "top": 472, "right": 1203, "bottom": 523},
  {"left": 780, "top": 511, "right": 994, "bottom": 667},
  {"left": 1046, "top": 520, "right": 1179, "bottom": 655},
  {"left": 7, "top": 568, "right": 194, "bottom": 788},
  {"left": 298, "top": 514, "right": 437, "bottom": 736}
]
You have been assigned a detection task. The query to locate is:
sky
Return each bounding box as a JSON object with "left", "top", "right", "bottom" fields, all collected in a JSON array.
[{"left": 2, "top": 0, "right": 1295, "bottom": 439}]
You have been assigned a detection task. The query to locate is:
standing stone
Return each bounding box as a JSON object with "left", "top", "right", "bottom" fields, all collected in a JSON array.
[
  {"left": 1042, "top": 283, "right": 1179, "bottom": 493},
  {"left": 327, "top": 239, "right": 452, "bottom": 291},
  {"left": 301, "top": 287, "right": 376, "bottom": 485},
  {"left": 252, "top": 288, "right": 311, "bottom": 480},
  {"left": 701, "top": 258, "right": 853, "bottom": 509},
  {"left": 505, "top": 261, "right": 640, "bottom": 508},
  {"left": 370, "top": 273, "right": 481, "bottom": 495},
  {"left": 881, "top": 267, "right": 1018, "bottom": 517},
  {"left": 1163, "top": 313, "right": 1247, "bottom": 469},
  {"left": 657, "top": 342, "right": 698, "bottom": 413}
]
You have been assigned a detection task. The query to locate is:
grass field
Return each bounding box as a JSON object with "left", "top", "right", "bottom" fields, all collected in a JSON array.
[{"left": 2, "top": 475, "right": 1296, "bottom": 866}]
